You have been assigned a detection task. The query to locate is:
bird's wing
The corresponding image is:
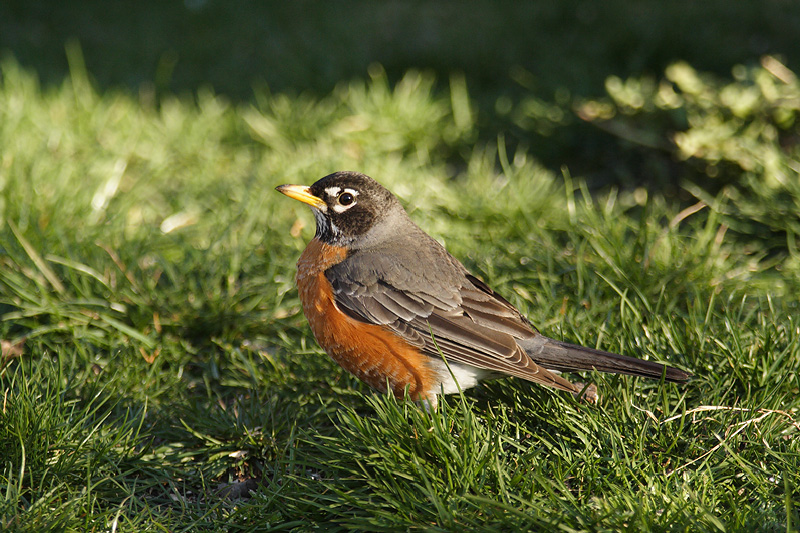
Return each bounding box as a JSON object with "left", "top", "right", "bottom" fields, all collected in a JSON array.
[{"left": 326, "top": 249, "right": 578, "bottom": 393}]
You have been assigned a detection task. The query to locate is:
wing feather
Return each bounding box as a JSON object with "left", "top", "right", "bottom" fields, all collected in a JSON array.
[{"left": 325, "top": 248, "right": 577, "bottom": 392}]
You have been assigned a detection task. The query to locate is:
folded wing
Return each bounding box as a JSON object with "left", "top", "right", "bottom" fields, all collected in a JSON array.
[{"left": 326, "top": 248, "right": 579, "bottom": 393}]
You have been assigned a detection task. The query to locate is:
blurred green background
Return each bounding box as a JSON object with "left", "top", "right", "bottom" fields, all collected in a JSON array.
[
  {"left": 4, "top": 1, "right": 798, "bottom": 96},
  {"left": 3, "top": 0, "right": 799, "bottom": 188}
]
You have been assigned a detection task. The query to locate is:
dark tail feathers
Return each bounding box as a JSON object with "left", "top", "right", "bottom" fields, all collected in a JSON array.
[{"left": 522, "top": 337, "right": 691, "bottom": 383}]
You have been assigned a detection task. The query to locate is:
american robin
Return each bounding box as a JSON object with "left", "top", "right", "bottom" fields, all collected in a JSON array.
[{"left": 276, "top": 171, "right": 691, "bottom": 408}]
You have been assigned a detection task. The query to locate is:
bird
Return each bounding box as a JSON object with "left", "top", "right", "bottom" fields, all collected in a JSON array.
[{"left": 276, "top": 171, "right": 691, "bottom": 408}]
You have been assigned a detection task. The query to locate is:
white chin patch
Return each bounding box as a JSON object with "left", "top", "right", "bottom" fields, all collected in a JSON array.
[{"left": 312, "top": 209, "right": 328, "bottom": 228}]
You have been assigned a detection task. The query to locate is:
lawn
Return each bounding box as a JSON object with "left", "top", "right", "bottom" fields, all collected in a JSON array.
[{"left": 2, "top": 11, "right": 800, "bottom": 532}]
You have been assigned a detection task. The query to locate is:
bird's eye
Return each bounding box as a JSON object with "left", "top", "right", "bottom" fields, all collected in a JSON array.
[{"left": 338, "top": 192, "right": 355, "bottom": 206}]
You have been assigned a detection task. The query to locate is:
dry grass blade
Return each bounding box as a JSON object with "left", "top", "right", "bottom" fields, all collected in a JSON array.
[
  {"left": 661, "top": 405, "right": 800, "bottom": 475},
  {"left": 1, "top": 338, "right": 25, "bottom": 360},
  {"left": 7, "top": 219, "right": 66, "bottom": 294}
]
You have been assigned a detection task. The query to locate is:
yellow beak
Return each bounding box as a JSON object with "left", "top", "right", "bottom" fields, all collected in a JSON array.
[{"left": 275, "top": 184, "right": 326, "bottom": 209}]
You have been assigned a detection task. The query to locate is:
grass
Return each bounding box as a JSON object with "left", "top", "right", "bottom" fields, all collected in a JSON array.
[
  {"left": 4, "top": 1, "right": 799, "bottom": 195},
  {"left": 1, "top": 50, "right": 800, "bottom": 531}
]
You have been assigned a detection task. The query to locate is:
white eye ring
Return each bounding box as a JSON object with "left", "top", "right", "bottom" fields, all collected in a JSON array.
[
  {"left": 338, "top": 192, "right": 355, "bottom": 206},
  {"left": 330, "top": 188, "right": 359, "bottom": 213}
]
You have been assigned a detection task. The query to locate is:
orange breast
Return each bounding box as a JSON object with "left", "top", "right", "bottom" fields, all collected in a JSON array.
[{"left": 296, "top": 238, "right": 435, "bottom": 400}]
